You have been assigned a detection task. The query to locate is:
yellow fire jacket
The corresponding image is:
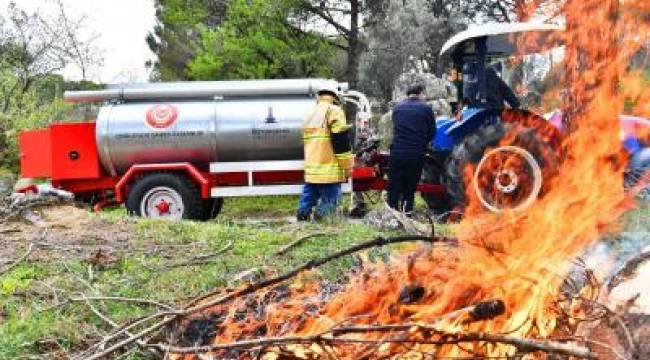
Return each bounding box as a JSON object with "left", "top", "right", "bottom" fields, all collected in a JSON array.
[{"left": 302, "top": 95, "right": 353, "bottom": 184}]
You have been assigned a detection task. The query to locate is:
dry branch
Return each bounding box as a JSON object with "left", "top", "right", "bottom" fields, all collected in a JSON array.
[
  {"left": 274, "top": 232, "right": 332, "bottom": 256},
  {"left": 184, "top": 235, "right": 441, "bottom": 315},
  {"left": 146, "top": 326, "right": 597, "bottom": 359},
  {"left": 78, "top": 296, "right": 161, "bottom": 358},
  {"left": 79, "top": 235, "right": 442, "bottom": 360},
  {"left": 161, "top": 241, "right": 234, "bottom": 269},
  {"left": 70, "top": 296, "right": 176, "bottom": 311},
  {"left": 0, "top": 227, "right": 21, "bottom": 234},
  {"left": 0, "top": 242, "right": 34, "bottom": 276}
]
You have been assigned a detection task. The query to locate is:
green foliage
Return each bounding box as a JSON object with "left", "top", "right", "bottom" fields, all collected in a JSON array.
[
  {"left": 158, "top": 0, "right": 211, "bottom": 26},
  {"left": 188, "top": 0, "right": 333, "bottom": 80},
  {"left": 0, "top": 265, "right": 43, "bottom": 296},
  {"left": 147, "top": 0, "right": 228, "bottom": 80},
  {"left": 359, "top": 0, "right": 464, "bottom": 107},
  {"left": 0, "top": 73, "right": 71, "bottom": 170}
]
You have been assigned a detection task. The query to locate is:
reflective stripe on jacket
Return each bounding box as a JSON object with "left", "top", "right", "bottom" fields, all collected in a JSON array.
[{"left": 302, "top": 96, "right": 353, "bottom": 184}]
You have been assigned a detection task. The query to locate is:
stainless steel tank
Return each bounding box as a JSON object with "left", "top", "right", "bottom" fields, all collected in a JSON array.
[{"left": 96, "top": 96, "right": 314, "bottom": 175}]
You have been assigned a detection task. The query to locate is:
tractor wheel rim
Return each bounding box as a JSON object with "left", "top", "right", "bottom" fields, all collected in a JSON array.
[
  {"left": 473, "top": 145, "right": 543, "bottom": 213},
  {"left": 141, "top": 186, "right": 184, "bottom": 220}
]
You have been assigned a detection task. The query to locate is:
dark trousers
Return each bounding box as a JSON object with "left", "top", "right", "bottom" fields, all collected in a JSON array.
[{"left": 387, "top": 155, "right": 424, "bottom": 212}]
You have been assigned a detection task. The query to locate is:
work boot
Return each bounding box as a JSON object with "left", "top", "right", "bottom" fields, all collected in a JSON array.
[
  {"left": 348, "top": 202, "right": 368, "bottom": 218},
  {"left": 296, "top": 211, "right": 311, "bottom": 222}
]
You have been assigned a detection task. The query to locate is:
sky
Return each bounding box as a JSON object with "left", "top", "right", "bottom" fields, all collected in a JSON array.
[{"left": 0, "top": 0, "right": 156, "bottom": 83}]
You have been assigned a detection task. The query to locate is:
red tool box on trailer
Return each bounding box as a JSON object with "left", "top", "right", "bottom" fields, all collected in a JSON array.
[{"left": 20, "top": 122, "right": 101, "bottom": 180}]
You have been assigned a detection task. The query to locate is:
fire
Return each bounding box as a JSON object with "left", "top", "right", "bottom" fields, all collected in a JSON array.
[{"left": 177, "top": 0, "right": 649, "bottom": 358}]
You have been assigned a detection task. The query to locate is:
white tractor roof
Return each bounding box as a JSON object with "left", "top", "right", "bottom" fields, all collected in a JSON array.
[{"left": 440, "top": 22, "right": 565, "bottom": 57}]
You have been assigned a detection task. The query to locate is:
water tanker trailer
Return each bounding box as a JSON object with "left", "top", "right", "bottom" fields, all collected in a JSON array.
[
  {"left": 19, "top": 78, "right": 439, "bottom": 220},
  {"left": 18, "top": 25, "right": 649, "bottom": 221}
]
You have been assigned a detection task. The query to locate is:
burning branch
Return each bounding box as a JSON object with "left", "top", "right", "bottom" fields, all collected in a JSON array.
[
  {"left": 76, "top": 235, "right": 445, "bottom": 360},
  {"left": 146, "top": 325, "right": 597, "bottom": 359}
]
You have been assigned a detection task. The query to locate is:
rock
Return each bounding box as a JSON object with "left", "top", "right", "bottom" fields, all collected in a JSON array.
[
  {"left": 392, "top": 73, "right": 453, "bottom": 102},
  {"left": 232, "top": 267, "right": 263, "bottom": 283},
  {"left": 376, "top": 73, "right": 455, "bottom": 148},
  {"left": 363, "top": 207, "right": 402, "bottom": 231}
]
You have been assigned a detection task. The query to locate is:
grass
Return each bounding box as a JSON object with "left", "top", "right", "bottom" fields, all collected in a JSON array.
[
  {"left": 0, "top": 196, "right": 390, "bottom": 359},
  {"left": 3, "top": 194, "right": 646, "bottom": 359}
]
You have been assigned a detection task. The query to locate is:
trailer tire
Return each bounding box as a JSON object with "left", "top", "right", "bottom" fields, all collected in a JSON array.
[
  {"left": 201, "top": 198, "right": 224, "bottom": 220},
  {"left": 126, "top": 172, "right": 204, "bottom": 220},
  {"left": 443, "top": 122, "right": 558, "bottom": 213}
]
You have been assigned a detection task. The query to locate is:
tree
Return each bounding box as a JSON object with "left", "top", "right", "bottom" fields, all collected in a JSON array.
[
  {"left": 297, "top": 0, "right": 388, "bottom": 88},
  {"left": 428, "top": 0, "right": 548, "bottom": 23},
  {"left": 146, "top": 0, "right": 228, "bottom": 80},
  {"left": 297, "top": 0, "right": 373, "bottom": 88},
  {"left": 53, "top": 0, "right": 103, "bottom": 81},
  {"left": 0, "top": 1, "right": 101, "bottom": 110},
  {"left": 188, "top": 0, "right": 334, "bottom": 80},
  {"left": 0, "top": 1, "right": 101, "bottom": 169},
  {"left": 359, "top": 0, "right": 464, "bottom": 108}
]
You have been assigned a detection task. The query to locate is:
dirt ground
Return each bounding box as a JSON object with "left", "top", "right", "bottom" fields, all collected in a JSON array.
[{"left": 0, "top": 204, "right": 143, "bottom": 266}]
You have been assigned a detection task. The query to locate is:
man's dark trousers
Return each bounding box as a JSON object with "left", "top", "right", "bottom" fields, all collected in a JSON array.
[{"left": 387, "top": 155, "right": 424, "bottom": 212}]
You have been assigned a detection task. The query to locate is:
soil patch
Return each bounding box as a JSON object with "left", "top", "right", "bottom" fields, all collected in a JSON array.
[{"left": 0, "top": 204, "right": 139, "bottom": 265}]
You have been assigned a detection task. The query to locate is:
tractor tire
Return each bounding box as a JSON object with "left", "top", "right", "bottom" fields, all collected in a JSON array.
[
  {"left": 201, "top": 198, "right": 224, "bottom": 220},
  {"left": 443, "top": 122, "right": 559, "bottom": 213},
  {"left": 420, "top": 155, "right": 452, "bottom": 215},
  {"left": 125, "top": 172, "right": 204, "bottom": 220}
]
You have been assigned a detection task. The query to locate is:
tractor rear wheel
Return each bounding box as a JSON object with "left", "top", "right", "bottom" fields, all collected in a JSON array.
[
  {"left": 443, "top": 122, "right": 559, "bottom": 213},
  {"left": 420, "top": 154, "right": 452, "bottom": 215},
  {"left": 126, "top": 172, "right": 204, "bottom": 220}
]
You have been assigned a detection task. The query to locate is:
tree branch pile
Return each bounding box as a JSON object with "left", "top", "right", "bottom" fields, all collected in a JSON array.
[
  {"left": 68, "top": 232, "right": 607, "bottom": 360},
  {"left": 0, "top": 187, "right": 74, "bottom": 223}
]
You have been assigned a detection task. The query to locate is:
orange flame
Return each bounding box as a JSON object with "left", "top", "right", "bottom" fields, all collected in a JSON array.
[{"left": 179, "top": 1, "right": 650, "bottom": 358}]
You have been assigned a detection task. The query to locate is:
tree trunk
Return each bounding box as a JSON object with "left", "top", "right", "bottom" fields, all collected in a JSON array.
[{"left": 347, "top": 0, "right": 361, "bottom": 89}]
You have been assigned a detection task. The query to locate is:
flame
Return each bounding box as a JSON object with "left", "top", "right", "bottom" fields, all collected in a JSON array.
[{"left": 177, "top": 1, "right": 650, "bottom": 358}]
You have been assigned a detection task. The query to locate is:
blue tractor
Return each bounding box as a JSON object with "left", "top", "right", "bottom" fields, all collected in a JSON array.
[
  {"left": 352, "top": 23, "right": 648, "bottom": 216},
  {"left": 420, "top": 23, "right": 566, "bottom": 214}
]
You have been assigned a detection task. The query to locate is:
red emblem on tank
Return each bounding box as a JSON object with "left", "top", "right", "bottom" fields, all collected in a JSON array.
[{"left": 145, "top": 104, "right": 178, "bottom": 129}]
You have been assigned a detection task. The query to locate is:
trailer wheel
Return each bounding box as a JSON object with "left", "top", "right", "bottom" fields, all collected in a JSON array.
[
  {"left": 443, "top": 123, "right": 558, "bottom": 213},
  {"left": 201, "top": 198, "right": 224, "bottom": 220},
  {"left": 126, "top": 172, "right": 204, "bottom": 220}
]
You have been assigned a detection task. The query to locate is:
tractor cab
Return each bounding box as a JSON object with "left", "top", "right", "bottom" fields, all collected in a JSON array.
[
  {"left": 434, "top": 23, "right": 565, "bottom": 151},
  {"left": 441, "top": 22, "right": 564, "bottom": 111}
]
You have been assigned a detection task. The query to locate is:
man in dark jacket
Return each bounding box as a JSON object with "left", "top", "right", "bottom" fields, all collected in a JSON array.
[
  {"left": 387, "top": 85, "right": 436, "bottom": 212},
  {"left": 463, "top": 62, "right": 520, "bottom": 109}
]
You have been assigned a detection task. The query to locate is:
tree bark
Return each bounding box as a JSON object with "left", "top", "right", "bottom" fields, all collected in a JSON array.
[{"left": 347, "top": 0, "right": 361, "bottom": 89}]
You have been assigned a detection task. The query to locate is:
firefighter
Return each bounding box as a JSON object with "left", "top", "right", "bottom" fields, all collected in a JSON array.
[
  {"left": 387, "top": 85, "right": 436, "bottom": 213},
  {"left": 297, "top": 84, "right": 353, "bottom": 221}
]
